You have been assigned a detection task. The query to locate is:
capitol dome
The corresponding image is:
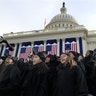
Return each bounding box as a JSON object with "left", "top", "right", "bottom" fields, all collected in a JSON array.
[{"left": 45, "top": 2, "right": 79, "bottom": 30}]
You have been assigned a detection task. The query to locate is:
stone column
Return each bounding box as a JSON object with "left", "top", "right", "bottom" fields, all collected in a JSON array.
[
  {"left": 31, "top": 42, "right": 33, "bottom": 48},
  {"left": 76, "top": 37, "right": 80, "bottom": 53},
  {"left": 17, "top": 43, "right": 21, "bottom": 59},
  {"left": 13, "top": 44, "right": 17, "bottom": 56},
  {"left": 31, "top": 41, "right": 34, "bottom": 51},
  {"left": 82, "top": 37, "right": 87, "bottom": 56},
  {"left": 44, "top": 40, "right": 46, "bottom": 51},
  {"left": 1, "top": 45, "right": 6, "bottom": 56},
  {"left": 62, "top": 39, "right": 65, "bottom": 52},
  {"left": 57, "top": 39, "right": 60, "bottom": 56},
  {"left": 30, "top": 41, "right": 34, "bottom": 54}
]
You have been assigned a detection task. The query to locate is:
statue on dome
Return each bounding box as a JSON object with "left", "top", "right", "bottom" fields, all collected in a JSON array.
[{"left": 63, "top": 2, "right": 65, "bottom": 7}]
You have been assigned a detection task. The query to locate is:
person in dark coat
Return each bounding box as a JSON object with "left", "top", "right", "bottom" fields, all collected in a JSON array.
[
  {"left": 83, "top": 50, "right": 96, "bottom": 95},
  {"left": 53, "top": 53, "right": 88, "bottom": 96},
  {"left": 45, "top": 54, "right": 58, "bottom": 96},
  {"left": 21, "top": 52, "right": 49, "bottom": 96},
  {"left": 69, "top": 51, "right": 86, "bottom": 75},
  {"left": 0, "top": 56, "right": 21, "bottom": 96}
]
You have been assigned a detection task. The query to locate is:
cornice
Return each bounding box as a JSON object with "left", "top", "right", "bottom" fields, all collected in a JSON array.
[{"left": 3, "top": 26, "right": 87, "bottom": 39}]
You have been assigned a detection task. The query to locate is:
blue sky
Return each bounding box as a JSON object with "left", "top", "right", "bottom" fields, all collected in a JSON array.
[{"left": 0, "top": 0, "right": 96, "bottom": 35}]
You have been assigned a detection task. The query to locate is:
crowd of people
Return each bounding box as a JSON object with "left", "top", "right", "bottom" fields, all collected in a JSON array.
[{"left": 0, "top": 49, "right": 96, "bottom": 96}]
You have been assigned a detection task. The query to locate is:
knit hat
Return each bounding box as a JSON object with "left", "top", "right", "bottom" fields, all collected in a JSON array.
[{"left": 35, "top": 52, "right": 45, "bottom": 62}]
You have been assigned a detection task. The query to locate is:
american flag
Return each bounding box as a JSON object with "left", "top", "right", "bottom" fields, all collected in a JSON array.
[
  {"left": 33, "top": 45, "right": 39, "bottom": 54},
  {"left": 38, "top": 44, "right": 44, "bottom": 52},
  {"left": 4, "top": 44, "right": 15, "bottom": 56},
  {"left": 46, "top": 43, "right": 57, "bottom": 55},
  {"left": 9, "top": 50, "right": 14, "bottom": 56},
  {"left": 46, "top": 43, "right": 52, "bottom": 54},
  {"left": 19, "top": 45, "right": 31, "bottom": 60},
  {"left": 33, "top": 44, "right": 44, "bottom": 53},
  {"left": 29, "top": 48, "right": 35, "bottom": 56},
  {"left": 65, "top": 41, "right": 77, "bottom": 53},
  {"left": 5, "top": 47, "right": 14, "bottom": 56}
]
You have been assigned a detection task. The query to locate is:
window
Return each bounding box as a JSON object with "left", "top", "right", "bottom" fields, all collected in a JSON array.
[
  {"left": 62, "top": 24, "right": 64, "bottom": 27},
  {"left": 59, "top": 24, "right": 60, "bottom": 27},
  {"left": 66, "top": 24, "right": 68, "bottom": 27}
]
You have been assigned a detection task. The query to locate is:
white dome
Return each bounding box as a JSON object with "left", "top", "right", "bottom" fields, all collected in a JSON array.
[
  {"left": 50, "top": 13, "right": 78, "bottom": 24},
  {"left": 45, "top": 2, "right": 79, "bottom": 30}
]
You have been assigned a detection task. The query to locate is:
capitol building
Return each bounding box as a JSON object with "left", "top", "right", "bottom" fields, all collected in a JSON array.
[{"left": 0, "top": 2, "right": 96, "bottom": 60}]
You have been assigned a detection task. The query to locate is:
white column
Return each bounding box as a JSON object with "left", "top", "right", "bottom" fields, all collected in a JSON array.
[
  {"left": 2, "top": 45, "right": 6, "bottom": 56},
  {"left": 57, "top": 39, "right": 60, "bottom": 56},
  {"left": 31, "top": 42, "right": 33, "bottom": 51},
  {"left": 30, "top": 42, "right": 34, "bottom": 54},
  {"left": 31, "top": 42, "right": 33, "bottom": 48},
  {"left": 82, "top": 37, "right": 87, "bottom": 56},
  {"left": 0, "top": 45, "right": 2, "bottom": 56},
  {"left": 62, "top": 39, "right": 65, "bottom": 53},
  {"left": 44, "top": 40, "right": 46, "bottom": 51},
  {"left": 13, "top": 44, "right": 17, "bottom": 56},
  {"left": 17, "top": 43, "right": 22, "bottom": 59},
  {"left": 76, "top": 37, "right": 80, "bottom": 53}
]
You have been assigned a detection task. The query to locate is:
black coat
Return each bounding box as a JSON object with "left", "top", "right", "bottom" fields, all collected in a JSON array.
[
  {"left": 53, "top": 64, "right": 88, "bottom": 96},
  {"left": 21, "top": 62, "right": 49, "bottom": 96},
  {"left": 83, "top": 56, "right": 96, "bottom": 95},
  {"left": 77, "top": 61, "right": 86, "bottom": 76},
  {"left": 0, "top": 64, "right": 21, "bottom": 96},
  {"left": 46, "top": 61, "right": 58, "bottom": 96}
]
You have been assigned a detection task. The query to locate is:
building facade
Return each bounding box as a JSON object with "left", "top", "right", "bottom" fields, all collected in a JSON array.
[{"left": 0, "top": 2, "right": 96, "bottom": 60}]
